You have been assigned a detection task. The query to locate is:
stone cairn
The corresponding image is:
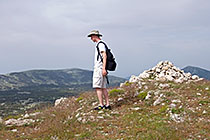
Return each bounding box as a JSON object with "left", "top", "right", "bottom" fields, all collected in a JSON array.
[{"left": 129, "top": 61, "right": 202, "bottom": 83}]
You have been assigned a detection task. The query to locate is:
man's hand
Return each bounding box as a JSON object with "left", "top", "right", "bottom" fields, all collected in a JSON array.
[
  {"left": 102, "top": 68, "right": 107, "bottom": 76},
  {"left": 101, "top": 51, "right": 107, "bottom": 76}
]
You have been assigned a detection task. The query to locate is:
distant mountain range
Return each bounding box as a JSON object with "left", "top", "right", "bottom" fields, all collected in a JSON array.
[
  {"left": 0, "top": 68, "right": 125, "bottom": 91},
  {"left": 182, "top": 66, "right": 210, "bottom": 80},
  {"left": 0, "top": 68, "right": 126, "bottom": 117}
]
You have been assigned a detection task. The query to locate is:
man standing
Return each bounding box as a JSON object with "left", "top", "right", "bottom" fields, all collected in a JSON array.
[{"left": 87, "top": 30, "right": 111, "bottom": 110}]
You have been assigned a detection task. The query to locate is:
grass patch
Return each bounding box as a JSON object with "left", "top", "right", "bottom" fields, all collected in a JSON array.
[
  {"left": 171, "top": 108, "right": 184, "bottom": 114},
  {"left": 170, "top": 83, "right": 182, "bottom": 89},
  {"left": 137, "top": 91, "right": 147, "bottom": 100},
  {"left": 4, "top": 114, "right": 22, "bottom": 120},
  {"left": 199, "top": 100, "right": 210, "bottom": 105},
  {"left": 160, "top": 105, "right": 168, "bottom": 113},
  {"left": 79, "top": 132, "right": 91, "bottom": 139},
  {"left": 109, "top": 89, "right": 125, "bottom": 97},
  {"left": 122, "top": 111, "right": 181, "bottom": 139},
  {"left": 0, "top": 123, "right": 5, "bottom": 131},
  {"left": 76, "top": 97, "right": 83, "bottom": 103},
  {"left": 124, "top": 81, "right": 132, "bottom": 87},
  {"left": 165, "top": 92, "right": 175, "bottom": 96}
]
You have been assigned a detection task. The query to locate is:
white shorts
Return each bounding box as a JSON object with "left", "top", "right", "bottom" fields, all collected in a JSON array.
[{"left": 92, "top": 68, "right": 107, "bottom": 89}]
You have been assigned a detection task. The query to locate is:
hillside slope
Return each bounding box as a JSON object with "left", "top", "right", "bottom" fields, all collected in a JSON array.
[
  {"left": 183, "top": 66, "right": 210, "bottom": 80},
  {"left": 0, "top": 61, "right": 209, "bottom": 140}
]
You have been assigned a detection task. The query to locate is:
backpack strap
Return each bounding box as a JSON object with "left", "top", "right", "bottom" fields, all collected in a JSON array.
[
  {"left": 96, "top": 45, "right": 103, "bottom": 62},
  {"left": 106, "top": 75, "right": 109, "bottom": 85},
  {"left": 96, "top": 41, "right": 107, "bottom": 62}
]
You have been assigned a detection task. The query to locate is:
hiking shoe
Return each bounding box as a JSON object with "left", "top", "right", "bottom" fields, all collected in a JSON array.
[
  {"left": 94, "top": 105, "right": 104, "bottom": 110},
  {"left": 104, "top": 105, "right": 111, "bottom": 110}
]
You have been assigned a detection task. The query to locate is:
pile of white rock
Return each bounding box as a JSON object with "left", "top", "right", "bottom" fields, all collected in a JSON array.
[
  {"left": 3, "top": 112, "right": 40, "bottom": 127},
  {"left": 4, "top": 118, "right": 36, "bottom": 127},
  {"left": 129, "top": 61, "right": 202, "bottom": 83}
]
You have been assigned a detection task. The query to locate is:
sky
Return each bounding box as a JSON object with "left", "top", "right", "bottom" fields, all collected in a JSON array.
[{"left": 0, "top": 0, "right": 210, "bottom": 78}]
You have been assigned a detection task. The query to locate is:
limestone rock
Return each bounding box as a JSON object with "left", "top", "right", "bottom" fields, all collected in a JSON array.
[
  {"left": 24, "top": 114, "right": 30, "bottom": 118},
  {"left": 174, "top": 78, "right": 184, "bottom": 83},
  {"left": 54, "top": 97, "right": 67, "bottom": 107},
  {"left": 170, "top": 113, "right": 184, "bottom": 123},
  {"left": 139, "top": 71, "right": 150, "bottom": 79},
  {"left": 153, "top": 94, "right": 163, "bottom": 106},
  {"left": 129, "top": 75, "right": 140, "bottom": 83},
  {"left": 192, "top": 75, "right": 199, "bottom": 80},
  {"left": 98, "top": 110, "right": 104, "bottom": 114},
  {"left": 145, "top": 91, "right": 152, "bottom": 100},
  {"left": 172, "top": 99, "right": 181, "bottom": 103},
  {"left": 157, "top": 76, "right": 167, "bottom": 82},
  {"left": 97, "top": 116, "right": 104, "bottom": 119},
  {"left": 196, "top": 93, "right": 201, "bottom": 96},
  {"left": 4, "top": 118, "right": 35, "bottom": 126},
  {"left": 77, "top": 117, "right": 82, "bottom": 122},
  {"left": 0, "top": 117, "right": 3, "bottom": 124},
  {"left": 131, "top": 107, "right": 141, "bottom": 111},
  {"left": 202, "top": 110, "right": 207, "bottom": 114},
  {"left": 169, "top": 103, "right": 176, "bottom": 108},
  {"left": 120, "top": 83, "right": 125, "bottom": 87},
  {"left": 159, "top": 83, "right": 170, "bottom": 89},
  {"left": 118, "top": 98, "right": 123, "bottom": 101},
  {"left": 165, "top": 75, "right": 174, "bottom": 81},
  {"left": 11, "top": 129, "right": 18, "bottom": 132}
]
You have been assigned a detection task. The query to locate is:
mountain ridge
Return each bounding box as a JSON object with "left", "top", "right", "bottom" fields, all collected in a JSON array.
[
  {"left": 0, "top": 68, "right": 125, "bottom": 91},
  {"left": 182, "top": 66, "right": 210, "bottom": 80}
]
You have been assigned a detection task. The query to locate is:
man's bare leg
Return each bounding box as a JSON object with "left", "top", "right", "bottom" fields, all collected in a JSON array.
[
  {"left": 102, "top": 88, "right": 110, "bottom": 106},
  {"left": 96, "top": 88, "right": 104, "bottom": 106}
]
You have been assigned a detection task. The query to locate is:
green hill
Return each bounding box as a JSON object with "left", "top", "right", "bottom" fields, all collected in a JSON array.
[{"left": 0, "top": 68, "right": 125, "bottom": 90}]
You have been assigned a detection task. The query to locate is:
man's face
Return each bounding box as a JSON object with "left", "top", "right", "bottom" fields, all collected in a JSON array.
[{"left": 91, "top": 35, "right": 98, "bottom": 42}]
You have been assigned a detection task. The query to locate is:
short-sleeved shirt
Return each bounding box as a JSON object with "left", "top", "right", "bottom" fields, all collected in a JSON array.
[{"left": 94, "top": 40, "right": 106, "bottom": 69}]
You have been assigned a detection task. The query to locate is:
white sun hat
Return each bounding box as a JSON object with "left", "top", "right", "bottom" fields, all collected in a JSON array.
[{"left": 87, "top": 30, "right": 103, "bottom": 37}]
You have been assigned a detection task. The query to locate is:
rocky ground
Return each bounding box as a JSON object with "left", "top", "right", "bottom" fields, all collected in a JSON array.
[{"left": 0, "top": 61, "right": 209, "bottom": 140}]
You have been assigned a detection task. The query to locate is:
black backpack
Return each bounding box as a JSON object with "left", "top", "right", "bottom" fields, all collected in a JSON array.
[{"left": 96, "top": 41, "right": 117, "bottom": 71}]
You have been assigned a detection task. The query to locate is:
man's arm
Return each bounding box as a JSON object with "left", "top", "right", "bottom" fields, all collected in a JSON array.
[{"left": 101, "top": 51, "right": 107, "bottom": 76}]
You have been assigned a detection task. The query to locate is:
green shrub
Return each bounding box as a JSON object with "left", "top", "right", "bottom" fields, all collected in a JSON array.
[
  {"left": 80, "top": 132, "right": 91, "bottom": 138},
  {"left": 124, "top": 81, "right": 132, "bottom": 87},
  {"left": 109, "top": 89, "right": 125, "bottom": 97},
  {"left": 199, "top": 100, "right": 210, "bottom": 105},
  {"left": 137, "top": 91, "right": 148, "bottom": 100},
  {"left": 165, "top": 92, "right": 175, "bottom": 96},
  {"left": 4, "top": 114, "right": 22, "bottom": 120},
  {"left": 170, "top": 84, "right": 182, "bottom": 89},
  {"left": 0, "top": 123, "right": 4, "bottom": 131},
  {"left": 160, "top": 105, "right": 168, "bottom": 113},
  {"left": 76, "top": 97, "right": 83, "bottom": 103},
  {"left": 171, "top": 108, "right": 184, "bottom": 114}
]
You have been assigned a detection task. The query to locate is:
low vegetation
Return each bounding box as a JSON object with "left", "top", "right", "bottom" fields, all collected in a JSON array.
[
  {"left": 136, "top": 91, "right": 148, "bottom": 100},
  {"left": 109, "top": 88, "right": 125, "bottom": 97},
  {"left": 0, "top": 79, "right": 210, "bottom": 140}
]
